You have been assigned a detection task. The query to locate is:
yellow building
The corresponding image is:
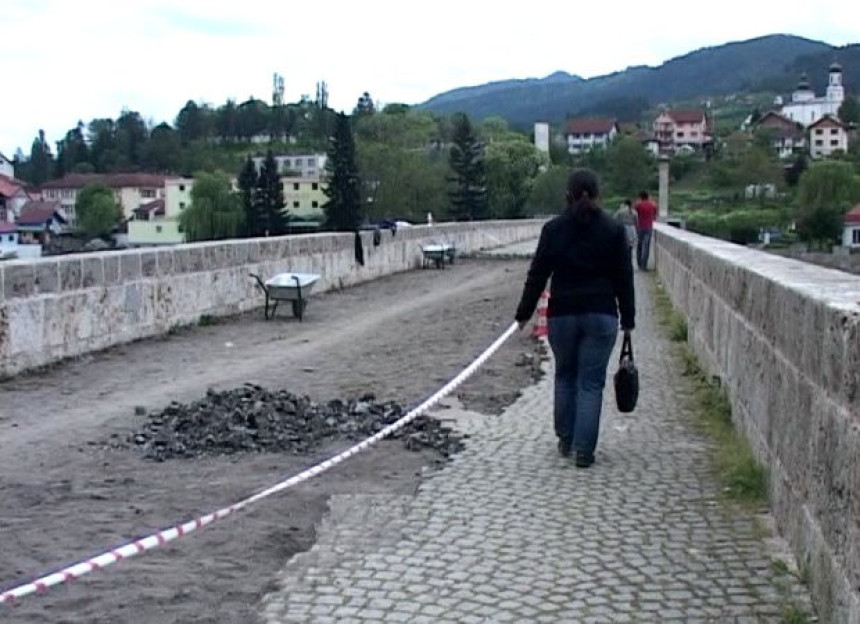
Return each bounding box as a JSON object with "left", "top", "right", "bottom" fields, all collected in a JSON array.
[
  {"left": 128, "top": 178, "right": 193, "bottom": 246},
  {"left": 282, "top": 177, "right": 327, "bottom": 225}
]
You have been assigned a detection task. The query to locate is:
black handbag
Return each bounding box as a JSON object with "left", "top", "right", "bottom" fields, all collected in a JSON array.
[{"left": 613, "top": 331, "right": 639, "bottom": 413}]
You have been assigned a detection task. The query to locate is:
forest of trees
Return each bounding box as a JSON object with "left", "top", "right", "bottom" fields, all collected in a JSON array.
[{"left": 11, "top": 86, "right": 860, "bottom": 248}]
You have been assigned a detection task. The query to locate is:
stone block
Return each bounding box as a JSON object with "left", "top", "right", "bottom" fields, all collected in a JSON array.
[
  {"left": 120, "top": 252, "right": 142, "bottom": 281},
  {"left": 33, "top": 261, "right": 59, "bottom": 295},
  {"left": 103, "top": 255, "right": 121, "bottom": 285},
  {"left": 140, "top": 251, "right": 158, "bottom": 278},
  {"left": 3, "top": 263, "right": 35, "bottom": 299},
  {"left": 156, "top": 249, "right": 175, "bottom": 276},
  {"left": 58, "top": 257, "right": 83, "bottom": 292},
  {"left": 82, "top": 256, "right": 105, "bottom": 288}
]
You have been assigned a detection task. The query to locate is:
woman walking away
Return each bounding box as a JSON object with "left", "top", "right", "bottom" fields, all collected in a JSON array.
[{"left": 514, "top": 169, "right": 635, "bottom": 468}]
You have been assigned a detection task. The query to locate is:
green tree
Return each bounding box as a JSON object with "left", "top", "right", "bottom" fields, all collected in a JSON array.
[
  {"left": 114, "top": 109, "right": 148, "bottom": 169},
  {"left": 27, "top": 129, "right": 52, "bottom": 185},
  {"left": 796, "top": 160, "right": 860, "bottom": 248},
  {"left": 144, "top": 123, "right": 182, "bottom": 172},
  {"left": 448, "top": 113, "right": 487, "bottom": 220},
  {"left": 237, "top": 156, "right": 259, "bottom": 235},
  {"left": 604, "top": 136, "right": 652, "bottom": 197},
  {"left": 75, "top": 183, "right": 123, "bottom": 239},
  {"left": 484, "top": 139, "right": 546, "bottom": 218},
  {"left": 253, "top": 150, "right": 288, "bottom": 235},
  {"left": 323, "top": 113, "right": 362, "bottom": 231},
  {"left": 838, "top": 95, "right": 859, "bottom": 125},
  {"left": 525, "top": 165, "right": 569, "bottom": 216},
  {"left": 353, "top": 91, "right": 376, "bottom": 117},
  {"left": 55, "top": 122, "right": 90, "bottom": 179},
  {"left": 179, "top": 171, "right": 245, "bottom": 242}
]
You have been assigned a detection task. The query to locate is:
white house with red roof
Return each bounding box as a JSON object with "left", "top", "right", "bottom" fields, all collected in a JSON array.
[
  {"left": 0, "top": 174, "right": 31, "bottom": 223},
  {"left": 565, "top": 118, "right": 619, "bottom": 155},
  {"left": 843, "top": 205, "right": 860, "bottom": 249},
  {"left": 0, "top": 151, "right": 14, "bottom": 178},
  {"left": 652, "top": 109, "right": 712, "bottom": 154},
  {"left": 808, "top": 114, "right": 849, "bottom": 159}
]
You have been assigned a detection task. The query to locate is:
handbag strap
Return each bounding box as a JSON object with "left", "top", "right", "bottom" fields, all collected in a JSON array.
[{"left": 620, "top": 332, "right": 634, "bottom": 362}]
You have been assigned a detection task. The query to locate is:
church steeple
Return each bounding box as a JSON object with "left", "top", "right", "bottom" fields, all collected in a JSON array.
[{"left": 827, "top": 61, "right": 844, "bottom": 104}]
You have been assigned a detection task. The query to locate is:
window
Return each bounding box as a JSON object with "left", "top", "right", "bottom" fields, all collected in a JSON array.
[
  {"left": 853, "top": 229, "right": 860, "bottom": 245},
  {"left": 155, "top": 225, "right": 163, "bottom": 233},
  {"left": 312, "top": 182, "right": 318, "bottom": 190},
  {"left": 831, "top": 140, "right": 839, "bottom": 146},
  {"left": 293, "top": 201, "right": 300, "bottom": 208},
  {"left": 815, "top": 129, "right": 824, "bottom": 135},
  {"left": 691, "top": 132, "right": 698, "bottom": 137},
  {"left": 312, "top": 201, "right": 319, "bottom": 208},
  {"left": 293, "top": 183, "right": 300, "bottom": 190},
  {"left": 141, "top": 189, "right": 156, "bottom": 199},
  {"left": 179, "top": 202, "right": 186, "bottom": 210},
  {"left": 831, "top": 129, "right": 839, "bottom": 135},
  {"left": 676, "top": 132, "right": 685, "bottom": 138},
  {"left": 179, "top": 185, "right": 186, "bottom": 191},
  {"left": 815, "top": 140, "right": 823, "bottom": 146}
]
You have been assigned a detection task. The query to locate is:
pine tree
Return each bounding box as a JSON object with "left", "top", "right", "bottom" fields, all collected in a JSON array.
[
  {"left": 28, "top": 129, "right": 52, "bottom": 185},
  {"left": 238, "top": 156, "right": 259, "bottom": 236},
  {"left": 323, "top": 113, "right": 361, "bottom": 231},
  {"left": 253, "top": 150, "right": 288, "bottom": 236},
  {"left": 448, "top": 113, "right": 488, "bottom": 221}
]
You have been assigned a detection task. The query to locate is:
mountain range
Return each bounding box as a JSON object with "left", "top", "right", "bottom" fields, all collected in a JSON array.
[{"left": 418, "top": 35, "right": 860, "bottom": 126}]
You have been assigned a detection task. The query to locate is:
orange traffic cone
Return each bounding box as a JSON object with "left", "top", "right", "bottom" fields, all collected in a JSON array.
[{"left": 533, "top": 290, "right": 549, "bottom": 338}]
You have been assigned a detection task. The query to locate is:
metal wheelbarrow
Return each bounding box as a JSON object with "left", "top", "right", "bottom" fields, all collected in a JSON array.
[
  {"left": 420, "top": 243, "right": 457, "bottom": 269},
  {"left": 250, "top": 272, "right": 320, "bottom": 320}
]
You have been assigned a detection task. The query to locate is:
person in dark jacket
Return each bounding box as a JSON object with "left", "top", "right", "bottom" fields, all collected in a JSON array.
[{"left": 515, "top": 168, "right": 635, "bottom": 468}]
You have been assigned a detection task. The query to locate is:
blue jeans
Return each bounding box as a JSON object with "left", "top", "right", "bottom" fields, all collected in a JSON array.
[
  {"left": 636, "top": 229, "right": 652, "bottom": 270},
  {"left": 548, "top": 313, "right": 619, "bottom": 457}
]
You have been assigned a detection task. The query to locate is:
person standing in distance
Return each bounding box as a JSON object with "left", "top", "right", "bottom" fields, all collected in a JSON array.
[
  {"left": 514, "top": 169, "right": 635, "bottom": 468},
  {"left": 633, "top": 191, "right": 657, "bottom": 271}
]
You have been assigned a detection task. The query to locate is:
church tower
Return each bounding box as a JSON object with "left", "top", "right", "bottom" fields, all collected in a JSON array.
[{"left": 826, "top": 62, "right": 845, "bottom": 105}]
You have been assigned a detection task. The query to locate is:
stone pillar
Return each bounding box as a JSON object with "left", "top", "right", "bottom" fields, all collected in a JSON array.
[{"left": 658, "top": 155, "right": 670, "bottom": 220}]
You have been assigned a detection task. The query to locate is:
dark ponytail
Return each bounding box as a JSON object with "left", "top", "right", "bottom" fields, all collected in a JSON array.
[{"left": 566, "top": 168, "right": 601, "bottom": 223}]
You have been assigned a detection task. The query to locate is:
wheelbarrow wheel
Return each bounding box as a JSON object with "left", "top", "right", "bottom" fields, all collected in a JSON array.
[{"left": 292, "top": 299, "right": 307, "bottom": 320}]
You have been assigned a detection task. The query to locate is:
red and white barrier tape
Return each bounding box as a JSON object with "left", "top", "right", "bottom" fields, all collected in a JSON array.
[{"left": 1, "top": 321, "right": 519, "bottom": 605}]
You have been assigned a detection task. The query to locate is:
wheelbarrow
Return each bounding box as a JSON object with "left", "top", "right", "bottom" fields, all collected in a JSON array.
[
  {"left": 250, "top": 272, "right": 320, "bottom": 321},
  {"left": 420, "top": 243, "right": 457, "bottom": 269}
]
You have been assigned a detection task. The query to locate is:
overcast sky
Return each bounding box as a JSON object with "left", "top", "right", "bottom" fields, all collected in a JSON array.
[{"left": 2, "top": 0, "right": 856, "bottom": 158}]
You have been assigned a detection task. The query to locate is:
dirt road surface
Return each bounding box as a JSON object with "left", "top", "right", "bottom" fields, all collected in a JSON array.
[{"left": 0, "top": 258, "right": 543, "bottom": 624}]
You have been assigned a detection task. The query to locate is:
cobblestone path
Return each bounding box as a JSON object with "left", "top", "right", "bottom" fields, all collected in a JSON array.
[{"left": 261, "top": 250, "right": 813, "bottom": 623}]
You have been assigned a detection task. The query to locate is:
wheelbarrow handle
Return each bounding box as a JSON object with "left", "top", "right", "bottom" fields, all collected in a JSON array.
[{"left": 249, "top": 273, "right": 267, "bottom": 292}]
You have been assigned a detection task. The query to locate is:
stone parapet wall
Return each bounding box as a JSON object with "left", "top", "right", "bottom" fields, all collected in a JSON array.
[
  {"left": 655, "top": 224, "right": 860, "bottom": 624},
  {"left": 0, "top": 221, "right": 542, "bottom": 377},
  {"left": 768, "top": 249, "right": 860, "bottom": 276}
]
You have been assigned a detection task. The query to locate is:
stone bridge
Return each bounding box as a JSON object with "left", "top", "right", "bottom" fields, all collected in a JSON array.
[{"left": 1, "top": 221, "right": 858, "bottom": 623}]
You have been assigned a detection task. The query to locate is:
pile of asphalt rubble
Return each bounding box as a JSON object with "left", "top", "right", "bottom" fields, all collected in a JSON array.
[{"left": 126, "top": 384, "right": 465, "bottom": 462}]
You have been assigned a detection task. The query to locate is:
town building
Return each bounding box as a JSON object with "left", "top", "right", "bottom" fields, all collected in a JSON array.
[
  {"left": 0, "top": 174, "right": 31, "bottom": 223},
  {"left": 40, "top": 173, "right": 172, "bottom": 227},
  {"left": 652, "top": 110, "right": 712, "bottom": 154},
  {"left": 252, "top": 154, "right": 327, "bottom": 178},
  {"left": 780, "top": 63, "right": 845, "bottom": 127},
  {"left": 752, "top": 111, "right": 806, "bottom": 159},
  {"left": 565, "top": 118, "right": 619, "bottom": 154},
  {"left": 127, "top": 177, "right": 194, "bottom": 246},
  {"left": 0, "top": 151, "right": 14, "bottom": 178},
  {"left": 16, "top": 200, "right": 66, "bottom": 249},
  {"left": 282, "top": 177, "right": 327, "bottom": 228},
  {"left": 808, "top": 114, "right": 849, "bottom": 159},
  {"left": 842, "top": 205, "right": 860, "bottom": 249}
]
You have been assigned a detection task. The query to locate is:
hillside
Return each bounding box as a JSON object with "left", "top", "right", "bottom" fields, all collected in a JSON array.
[{"left": 419, "top": 34, "right": 854, "bottom": 125}]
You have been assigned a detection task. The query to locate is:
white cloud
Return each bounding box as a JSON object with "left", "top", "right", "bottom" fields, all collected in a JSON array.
[{"left": 1, "top": 0, "right": 855, "bottom": 156}]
